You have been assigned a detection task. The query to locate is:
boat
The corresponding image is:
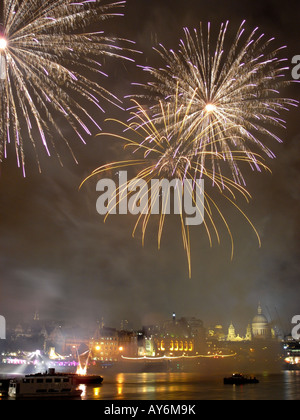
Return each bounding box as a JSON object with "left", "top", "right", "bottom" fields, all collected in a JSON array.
[
  {"left": 8, "top": 368, "right": 82, "bottom": 399},
  {"left": 72, "top": 350, "right": 104, "bottom": 385},
  {"left": 224, "top": 373, "right": 259, "bottom": 385},
  {"left": 71, "top": 374, "right": 103, "bottom": 385}
]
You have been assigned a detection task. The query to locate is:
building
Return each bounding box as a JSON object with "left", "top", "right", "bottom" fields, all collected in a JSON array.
[
  {"left": 209, "top": 304, "right": 275, "bottom": 343},
  {"left": 155, "top": 337, "right": 194, "bottom": 355},
  {"left": 227, "top": 323, "right": 241, "bottom": 341},
  {"left": 225, "top": 322, "right": 252, "bottom": 342},
  {"left": 90, "top": 327, "right": 120, "bottom": 362},
  {"left": 89, "top": 326, "right": 139, "bottom": 362},
  {"left": 185, "top": 317, "right": 206, "bottom": 352},
  {"left": 208, "top": 325, "right": 226, "bottom": 341},
  {"left": 118, "top": 330, "right": 138, "bottom": 358},
  {"left": 251, "top": 304, "right": 272, "bottom": 340},
  {"left": 283, "top": 337, "right": 300, "bottom": 368},
  {"left": 147, "top": 314, "right": 206, "bottom": 357}
]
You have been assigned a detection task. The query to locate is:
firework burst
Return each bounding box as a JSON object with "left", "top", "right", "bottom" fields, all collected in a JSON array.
[
  {"left": 81, "top": 97, "right": 268, "bottom": 277},
  {"left": 0, "top": 0, "right": 136, "bottom": 175},
  {"left": 134, "top": 20, "right": 298, "bottom": 185}
]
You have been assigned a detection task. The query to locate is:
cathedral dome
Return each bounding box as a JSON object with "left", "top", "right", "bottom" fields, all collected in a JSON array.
[
  {"left": 252, "top": 304, "right": 267, "bottom": 324},
  {"left": 251, "top": 304, "right": 271, "bottom": 339},
  {"left": 252, "top": 313, "right": 268, "bottom": 325}
]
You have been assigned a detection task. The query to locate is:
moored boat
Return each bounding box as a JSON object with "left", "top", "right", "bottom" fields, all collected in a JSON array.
[{"left": 8, "top": 368, "right": 82, "bottom": 398}]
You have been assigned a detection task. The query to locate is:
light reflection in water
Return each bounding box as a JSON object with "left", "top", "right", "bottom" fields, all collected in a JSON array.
[
  {"left": 79, "top": 371, "right": 300, "bottom": 400},
  {"left": 93, "top": 387, "right": 101, "bottom": 397},
  {"left": 112, "top": 372, "right": 204, "bottom": 399},
  {"left": 116, "top": 373, "right": 124, "bottom": 396}
]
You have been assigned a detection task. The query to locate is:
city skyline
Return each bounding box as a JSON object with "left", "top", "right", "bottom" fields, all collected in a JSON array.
[
  {"left": 1, "top": 303, "right": 284, "bottom": 351},
  {"left": 0, "top": 302, "right": 291, "bottom": 341}
]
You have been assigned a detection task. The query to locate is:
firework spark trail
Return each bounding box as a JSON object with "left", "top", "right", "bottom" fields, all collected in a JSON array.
[
  {"left": 81, "top": 98, "right": 268, "bottom": 277},
  {"left": 131, "top": 20, "right": 298, "bottom": 186},
  {"left": 0, "top": 0, "right": 137, "bottom": 175}
]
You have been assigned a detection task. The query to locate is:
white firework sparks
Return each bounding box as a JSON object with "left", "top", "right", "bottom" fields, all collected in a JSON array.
[{"left": 0, "top": 0, "right": 136, "bottom": 175}]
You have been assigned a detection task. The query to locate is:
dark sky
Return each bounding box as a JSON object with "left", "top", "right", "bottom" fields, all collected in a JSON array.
[{"left": 1, "top": 0, "right": 300, "bottom": 335}]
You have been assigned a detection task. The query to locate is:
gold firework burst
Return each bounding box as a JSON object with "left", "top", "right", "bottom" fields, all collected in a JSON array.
[
  {"left": 81, "top": 98, "right": 268, "bottom": 277},
  {"left": 134, "top": 20, "right": 298, "bottom": 185}
]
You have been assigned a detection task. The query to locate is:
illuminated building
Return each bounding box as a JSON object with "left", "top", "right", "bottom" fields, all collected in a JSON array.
[
  {"left": 227, "top": 323, "right": 238, "bottom": 341},
  {"left": 209, "top": 304, "right": 275, "bottom": 343},
  {"left": 90, "top": 327, "right": 119, "bottom": 362},
  {"left": 245, "top": 324, "right": 252, "bottom": 341},
  {"left": 283, "top": 339, "right": 300, "bottom": 368},
  {"left": 137, "top": 330, "right": 156, "bottom": 357},
  {"left": 90, "top": 326, "right": 138, "bottom": 362},
  {"left": 144, "top": 337, "right": 155, "bottom": 357},
  {"left": 251, "top": 304, "right": 272, "bottom": 340},
  {"left": 145, "top": 314, "right": 206, "bottom": 357},
  {"left": 226, "top": 322, "right": 251, "bottom": 342},
  {"left": 155, "top": 337, "right": 194, "bottom": 356}
]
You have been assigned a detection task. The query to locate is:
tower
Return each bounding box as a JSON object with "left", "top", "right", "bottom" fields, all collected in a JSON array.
[
  {"left": 227, "top": 322, "right": 236, "bottom": 341},
  {"left": 245, "top": 324, "right": 252, "bottom": 341},
  {"left": 33, "top": 309, "right": 40, "bottom": 321}
]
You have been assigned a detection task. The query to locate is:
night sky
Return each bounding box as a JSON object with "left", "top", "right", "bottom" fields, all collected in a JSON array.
[{"left": 1, "top": 0, "right": 300, "bottom": 335}]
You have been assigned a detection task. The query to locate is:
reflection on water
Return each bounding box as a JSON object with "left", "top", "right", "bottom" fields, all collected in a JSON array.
[{"left": 79, "top": 371, "right": 300, "bottom": 400}]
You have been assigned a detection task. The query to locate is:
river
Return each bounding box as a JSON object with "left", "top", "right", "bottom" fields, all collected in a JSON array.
[{"left": 79, "top": 370, "right": 300, "bottom": 400}]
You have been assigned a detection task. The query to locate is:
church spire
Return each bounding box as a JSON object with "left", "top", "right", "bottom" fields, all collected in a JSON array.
[
  {"left": 34, "top": 309, "right": 40, "bottom": 321},
  {"left": 258, "top": 303, "right": 262, "bottom": 315}
]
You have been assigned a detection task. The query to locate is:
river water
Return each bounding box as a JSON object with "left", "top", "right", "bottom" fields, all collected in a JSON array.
[{"left": 79, "top": 370, "right": 300, "bottom": 400}]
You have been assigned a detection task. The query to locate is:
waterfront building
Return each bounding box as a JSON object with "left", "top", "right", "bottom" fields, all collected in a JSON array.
[
  {"left": 118, "top": 330, "right": 138, "bottom": 358},
  {"left": 150, "top": 315, "right": 206, "bottom": 356},
  {"left": 137, "top": 314, "right": 206, "bottom": 357},
  {"left": 90, "top": 327, "right": 120, "bottom": 362},
  {"left": 137, "top": 332, "right": 156, "bottom": 357}
]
